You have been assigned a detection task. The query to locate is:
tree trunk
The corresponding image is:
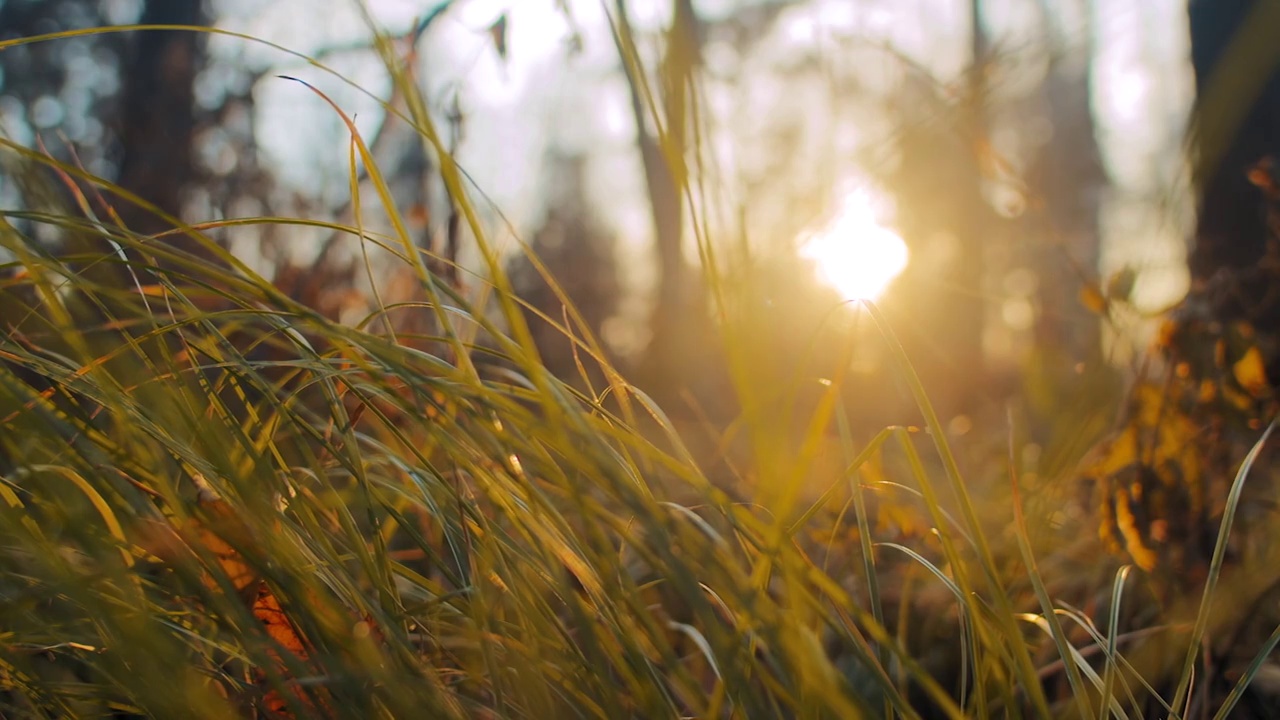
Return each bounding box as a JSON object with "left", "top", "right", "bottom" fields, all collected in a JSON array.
[
  {"left": 1187, "top": 0, "right": 1280, "bottom": 283},
  {"left": 1181, "top": 0, "right": 1280, "bottom": 367},
  {"left": 1165, "top": 0, "right": 1280, "bottom": 403},
  {"left": 114, "top": 0, "right": 207, "bottom": 248},
  {"left": 612, "top": 0, "right": 704, "bottom": 394},
  {"left": 1085, "top": 0, "right": 1280, "bottom": 587},
  {"left": 1026, "top": 0, "right": 1106, "bottom": 363}
]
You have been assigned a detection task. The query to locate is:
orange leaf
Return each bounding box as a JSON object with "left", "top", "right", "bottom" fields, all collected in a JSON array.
[
  {"left": 1233, "top": 346, "right": 1270, "bottom": 397},
  {"left": 253, "top": 583, "right": 309, "bottom": 660},
  {"left": 190, "top": 493, "right": 265, "bottom": 594},
  {"left": 1079, "top": 284, "right": 1107, "bottom": 315}
]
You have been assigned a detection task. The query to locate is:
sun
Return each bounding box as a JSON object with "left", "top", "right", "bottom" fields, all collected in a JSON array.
[{"left": 799, "top": 191, "right": 909, "bottom": 302}]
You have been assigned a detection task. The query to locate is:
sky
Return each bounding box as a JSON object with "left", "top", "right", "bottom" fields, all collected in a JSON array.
[{"left": 207, "top": 0, "right": 1195, "bottom": 313}]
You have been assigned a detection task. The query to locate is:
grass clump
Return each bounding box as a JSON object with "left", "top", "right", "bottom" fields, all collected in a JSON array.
[{"left": 0, "top": 170, "right": 912, "bottom": 717}]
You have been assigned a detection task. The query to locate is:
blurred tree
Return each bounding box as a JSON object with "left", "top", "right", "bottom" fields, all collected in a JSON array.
[
  {"left": 1159, "top": 0, "right": 1280, "bottom": 412},
  {"left": 1024, "top": 0, "right": 1106, "bottom": 363},
  {"left": 1187, "top": 0, "right": 1280, "bottom": 278},
  {"left": 0, "top": 0, "right": 211, "bottom": 245},
  {"left": 608, "top": 0, "right": 808, "bottom": 417},
  {"left": 1179, "top": 0, "right": 1280, "bottom": 363},
  {"left": 113, "top": 0, "right": 205, "bottom": 238},
  {"left": 285, "top": 5, "right": 459, "bottom": 330},
  {"left": 507, "top": 151, "right": 621, "bottom": 382},
  {"left": 0, "top": 0, "right": 131, "bottom": 177},
  {"left": 881, "top": 2, "right": 993, "bottom": 421},
  {"left": 611, "top": 0, "right": 704, "bottom": 396},
  {"left": 0, "top": 1, "right": 454, "bottom": 312},
  {"left": 1014, "top": 0, "right": 1117, "bottom": 459}
]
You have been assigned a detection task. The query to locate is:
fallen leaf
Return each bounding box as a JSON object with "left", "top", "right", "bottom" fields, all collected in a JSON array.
[{"left": 1233, "top": 346, "right": 1270, "bottom": 397}]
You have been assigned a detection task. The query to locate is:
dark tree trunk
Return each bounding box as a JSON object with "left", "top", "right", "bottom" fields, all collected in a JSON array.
[
  {"left": 114, "top": 0, "right": 207, "bottom": 245},
  {"left": 1185, "top": 0, "right": 1280, "bottom": 316}
]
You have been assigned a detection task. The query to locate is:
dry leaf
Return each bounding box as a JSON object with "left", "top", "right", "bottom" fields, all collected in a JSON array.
[{"left": 1233, "top": 346, "right": 1270, "bottom": 397}]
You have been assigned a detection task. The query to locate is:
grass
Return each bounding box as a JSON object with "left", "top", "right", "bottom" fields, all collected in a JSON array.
[{"left": 1, "top": 8, "right": 1279, "bottom": 719}]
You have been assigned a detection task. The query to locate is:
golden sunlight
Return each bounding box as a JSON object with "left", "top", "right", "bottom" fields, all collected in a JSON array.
[{"left": 799, "top": 191, "right": 909, "bottom": 302}]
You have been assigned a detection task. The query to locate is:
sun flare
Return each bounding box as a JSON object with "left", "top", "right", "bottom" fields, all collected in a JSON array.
[{"left": 800, "top": 192, "right": 909, "bottom": 302}]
